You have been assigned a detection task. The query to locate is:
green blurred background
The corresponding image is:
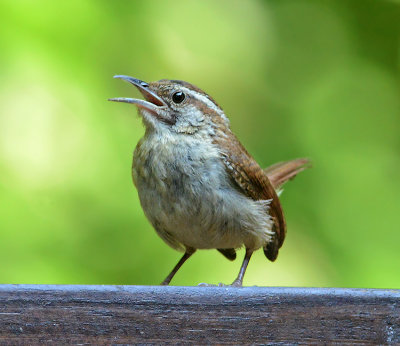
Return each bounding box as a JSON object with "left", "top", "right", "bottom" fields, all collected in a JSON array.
[{"left": 0, "top": 0, "right": 399, "bottom": 288}]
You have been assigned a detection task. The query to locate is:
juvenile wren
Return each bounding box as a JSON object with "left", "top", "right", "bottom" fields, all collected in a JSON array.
[{"left": 109, "top": 75, "right": 309, "bottom": 286}]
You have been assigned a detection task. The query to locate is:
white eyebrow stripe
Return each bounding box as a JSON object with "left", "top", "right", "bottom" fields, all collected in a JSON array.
[{"left": 180, "top": 86, "right": 228, "bottom": 121}]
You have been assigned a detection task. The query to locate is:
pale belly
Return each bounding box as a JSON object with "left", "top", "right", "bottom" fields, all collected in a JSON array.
[{"left": 132, "top": 134, "right": 273, "bottom": 252}]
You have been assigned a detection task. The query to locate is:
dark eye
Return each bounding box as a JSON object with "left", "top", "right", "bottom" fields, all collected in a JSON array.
[{"left": 172, "top": 91, "right": 185, "bottom": 104}]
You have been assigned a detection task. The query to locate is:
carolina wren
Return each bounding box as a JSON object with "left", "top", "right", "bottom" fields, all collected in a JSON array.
[{"left": 109, "top": 75, "right": 309, "bottom": 286}]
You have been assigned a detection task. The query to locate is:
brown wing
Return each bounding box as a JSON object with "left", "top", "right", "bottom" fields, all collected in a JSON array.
[{"left": 214, "top": 132, "right": 286, "bottom": 260}]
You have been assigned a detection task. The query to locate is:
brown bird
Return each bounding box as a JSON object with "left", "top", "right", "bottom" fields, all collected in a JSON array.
[{"left": 110, "top": 75, "right": 310, "bottom": 286}]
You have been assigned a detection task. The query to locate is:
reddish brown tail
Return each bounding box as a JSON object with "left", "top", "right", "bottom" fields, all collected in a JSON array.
[
  {"left": 264, "top": 158, "right": 311, "bottom": 190},
  {"left": 262, "top": 158, "right": 310, "bottom": 262}
]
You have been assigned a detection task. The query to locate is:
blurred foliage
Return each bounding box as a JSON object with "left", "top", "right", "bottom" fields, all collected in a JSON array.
[{"left": 0, "top": 0, "right": 399, "bottom": 288}]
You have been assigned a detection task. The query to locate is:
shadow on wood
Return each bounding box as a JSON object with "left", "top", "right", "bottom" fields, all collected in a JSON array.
[{"left": 0, "top": 285, "right": 399, "bottom": 344}]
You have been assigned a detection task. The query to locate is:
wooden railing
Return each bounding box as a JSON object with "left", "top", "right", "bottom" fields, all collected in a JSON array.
[{"left": 0, "top": 285, "right": 399, "bottom": 344}]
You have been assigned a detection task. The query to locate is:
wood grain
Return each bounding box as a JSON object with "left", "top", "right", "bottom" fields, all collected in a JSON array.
[{"left": 0, "top": 285, "right": 399, "bottom": 344}]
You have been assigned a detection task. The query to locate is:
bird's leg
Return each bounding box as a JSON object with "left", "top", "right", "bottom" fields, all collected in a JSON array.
[
  {"left": 160, "top": 248, "right": 195, "bottom": 285},
  {"left": 231, "top": 248, "right": 253, "bottom": 287}
]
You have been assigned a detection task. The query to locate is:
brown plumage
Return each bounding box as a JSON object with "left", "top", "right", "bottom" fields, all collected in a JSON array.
[
  {"left": 218, "top": 156, "right": 311, "bottom": 262},
  {"left": 265, "top": 158, "right": 311, "bottom": 190},
  {"left": 214, "top": 132, "right": 286, "bottom": 260},
  {"left": 110, "top": 75, "right": 310, "bottom": 286}
]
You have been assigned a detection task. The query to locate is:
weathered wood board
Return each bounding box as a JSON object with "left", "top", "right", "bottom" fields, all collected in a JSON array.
[{"left": 0, "top": 285, "right": 399, "bottom": 344}]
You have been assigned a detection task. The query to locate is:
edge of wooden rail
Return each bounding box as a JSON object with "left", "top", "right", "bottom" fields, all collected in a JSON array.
[
  {"left": 1, "top": 283, "right": 399, "bottom": 294},
  {"left": 0, "top": 285, "right": 399, "bottom": 344}
]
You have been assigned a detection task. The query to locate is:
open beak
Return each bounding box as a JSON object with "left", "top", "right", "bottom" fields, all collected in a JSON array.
[{"left": 108, "top": 75, "right": 167, "bottom": 114}]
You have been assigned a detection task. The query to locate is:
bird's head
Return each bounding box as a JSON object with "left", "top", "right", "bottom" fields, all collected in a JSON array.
[{"left": 109, "top": 75, "right": 229, "bottom": 135}]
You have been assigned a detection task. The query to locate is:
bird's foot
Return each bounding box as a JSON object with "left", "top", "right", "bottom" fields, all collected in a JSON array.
[
  {"left": 197, "top": 282, "right": 231, "bottom": 287},
  {"left": 230, "top": 279, "right": 243, "bottom": 287},
  {"left": 198, "top": 283, "right": 216, "bottom": 287},
  {"left": 198, "top": 282, "right": 243, "bottom": 287}
]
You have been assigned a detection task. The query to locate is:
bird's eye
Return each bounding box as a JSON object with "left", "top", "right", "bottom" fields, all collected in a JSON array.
[{"left": 172, "top": 91, "right": 185, "bottom": 104}]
